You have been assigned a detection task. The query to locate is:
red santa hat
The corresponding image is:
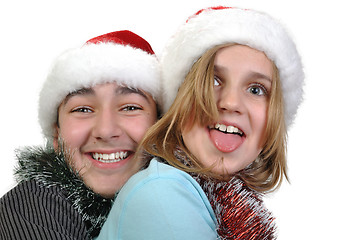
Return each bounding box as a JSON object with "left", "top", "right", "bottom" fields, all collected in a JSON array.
[
  {"left": 39, "top": 30, "right": 161, "bottom": 140},
  {"left": 161, "top": 7, "right": 304, "bottom": 128}
]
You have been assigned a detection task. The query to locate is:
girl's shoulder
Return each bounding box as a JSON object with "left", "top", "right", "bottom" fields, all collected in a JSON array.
[
  {"left": 98, "top": 158, "right": 218, "bottom": 240},
  {"left": 120, "top": 158, "right": 206, "bottom": 199}
]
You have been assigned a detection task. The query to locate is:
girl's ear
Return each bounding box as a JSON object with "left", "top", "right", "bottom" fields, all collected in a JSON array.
[{"left": 53, "top": 124, "right": 59, "bottom": 150}]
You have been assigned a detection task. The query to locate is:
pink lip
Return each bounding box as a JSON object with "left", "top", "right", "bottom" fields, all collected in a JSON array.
[{"left": 207, "top": 122, "right": 246, "bottom": 153}]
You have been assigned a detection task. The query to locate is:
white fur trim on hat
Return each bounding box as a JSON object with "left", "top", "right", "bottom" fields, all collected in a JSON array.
[
  {"left": 39, "top": 42, "right": 160, "bottom": 141},
  {"left": 161, "top": 7, "right": 304, "bottom": 128}
]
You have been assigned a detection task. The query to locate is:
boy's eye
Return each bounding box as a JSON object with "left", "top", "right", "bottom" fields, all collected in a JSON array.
[
  {"left": 247, "top": 84, "right": 268, "bottom": 96},
  {"left": 121, "top": 105, "right": 142, "bottom": 111},
  {"left": 71, "top": 107, "right": 93, "bottom": 113}
]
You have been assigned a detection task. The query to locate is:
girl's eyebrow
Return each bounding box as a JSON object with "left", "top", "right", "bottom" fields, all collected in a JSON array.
[
  {"left": 213, "top": 64, "right": 225, "bottom": 74},
  {"left": 248, "top": 72, "right": 272, "bottom": 83},
  {"left": 214, "top": 64, "right": 272, "bottom": 83}
]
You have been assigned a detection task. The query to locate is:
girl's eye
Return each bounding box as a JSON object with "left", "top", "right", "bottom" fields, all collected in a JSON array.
[
  {"left": 71, "top": 107, "right": 93, "bottom": 113},
  {"left": 247, "top": 83, "right": 268, "bottom": 96},
  {"left": 214, "top": 76, "right": 221, "bottom": 86},
  {"left": 121, "top": 105, "right": 142, "bottom": 111}
]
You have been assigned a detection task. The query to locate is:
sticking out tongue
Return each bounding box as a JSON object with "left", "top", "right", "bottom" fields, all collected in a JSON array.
[{"left": 209, "top": 129, "right": 243, "bottom": 153}]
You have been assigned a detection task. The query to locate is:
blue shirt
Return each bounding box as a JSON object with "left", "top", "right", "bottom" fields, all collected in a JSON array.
[{"left": 97, "top": 158, "right": 218, "bottom": 240}]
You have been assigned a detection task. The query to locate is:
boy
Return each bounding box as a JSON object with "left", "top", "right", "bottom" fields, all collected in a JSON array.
[{"left": 0, "top": 30, "right": 161, "bottom": 239}]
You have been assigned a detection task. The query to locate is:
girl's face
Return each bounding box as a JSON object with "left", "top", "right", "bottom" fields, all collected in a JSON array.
[
  {"left": 54, "top": 82, "right": 157, "bottom": 197},
  {"left": 182, "top": 45, "right": 273, "bottom": 176}
]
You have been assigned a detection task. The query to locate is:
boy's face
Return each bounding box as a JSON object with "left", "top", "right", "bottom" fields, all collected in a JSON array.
[{"left": 54, "top": 82, "right": 157, "bottom": 197}]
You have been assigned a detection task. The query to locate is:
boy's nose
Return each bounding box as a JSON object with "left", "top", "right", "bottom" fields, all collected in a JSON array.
[{"left": 92, "top": 110, "right": 122, "bottom": 141}]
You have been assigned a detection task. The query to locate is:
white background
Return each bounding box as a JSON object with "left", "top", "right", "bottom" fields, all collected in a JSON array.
[{"left": 1, "top": 0, "right": 360, "bottom": 239}]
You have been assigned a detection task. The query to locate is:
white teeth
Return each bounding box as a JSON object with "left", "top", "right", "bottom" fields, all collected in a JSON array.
[
  {"left": 227, "top": 126, "right": 234, "bottom": 132},
  {"left": 92, "top": 151, "right": 129, "bottom": 163},
  {"left": 219, "top": 124, "right": 227, "bottom": 131},
  {"left": 213, "top": 123, "right": 244, "bottom": 136}
]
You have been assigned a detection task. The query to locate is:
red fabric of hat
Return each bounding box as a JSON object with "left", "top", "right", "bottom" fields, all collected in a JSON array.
[{"left": 86, "top": 30, "right": 155, "bottom": 55}]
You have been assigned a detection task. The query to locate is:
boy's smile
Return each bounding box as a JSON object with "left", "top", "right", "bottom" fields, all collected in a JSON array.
[
  {"left": 91, "top": 151, "right": 130, "bottom": 163},
  {"left": 55, "top": 82, "right": 157, "bottom": 197}
]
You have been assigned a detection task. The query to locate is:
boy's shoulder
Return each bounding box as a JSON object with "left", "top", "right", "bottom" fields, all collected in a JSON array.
[{"left": 0, "top": 179, "right": 89, "bottom": 240}]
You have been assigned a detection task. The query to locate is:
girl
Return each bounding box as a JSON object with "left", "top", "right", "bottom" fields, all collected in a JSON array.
[{"left": 97, "top": 6, "right": 304, "bottom": 240}]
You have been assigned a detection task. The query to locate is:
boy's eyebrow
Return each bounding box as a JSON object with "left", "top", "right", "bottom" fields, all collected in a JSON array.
[
  {"left": 115, "top": 86, "right": 150, "bottom": 102},
  {"left": 62, "top": 85, "right": 151, "bottom": 106},
  {"left": 63, "top": 88, "right": 95, "bottom": 105}
]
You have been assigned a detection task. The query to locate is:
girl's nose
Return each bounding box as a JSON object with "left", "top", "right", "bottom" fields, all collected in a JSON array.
[{"left": 217, "top": 86, "right": 245, "bottom": 114}]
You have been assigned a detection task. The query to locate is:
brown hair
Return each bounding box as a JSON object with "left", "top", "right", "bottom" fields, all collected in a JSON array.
[{"left": 139, "top": 43, "right": 288, "bottom": 193}]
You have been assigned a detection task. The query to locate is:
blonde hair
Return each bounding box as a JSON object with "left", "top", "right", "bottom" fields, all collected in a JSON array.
[{"left": 140, "top": 43, "right": 288, "bottom": 193}]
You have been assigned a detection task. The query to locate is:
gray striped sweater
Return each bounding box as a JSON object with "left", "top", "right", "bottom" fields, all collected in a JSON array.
[{"left": 0, "top": 146, "right": 113, "bottom": 239}]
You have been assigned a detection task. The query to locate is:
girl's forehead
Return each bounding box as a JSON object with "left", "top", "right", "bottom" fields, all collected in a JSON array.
[{"left": 213, "top": 45, "right": 273, "bottom": 81}]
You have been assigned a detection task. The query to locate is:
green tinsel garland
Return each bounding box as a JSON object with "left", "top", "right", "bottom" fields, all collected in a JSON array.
[{"left": 14, "top": 145, "right": 113, "bottom": 238}]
